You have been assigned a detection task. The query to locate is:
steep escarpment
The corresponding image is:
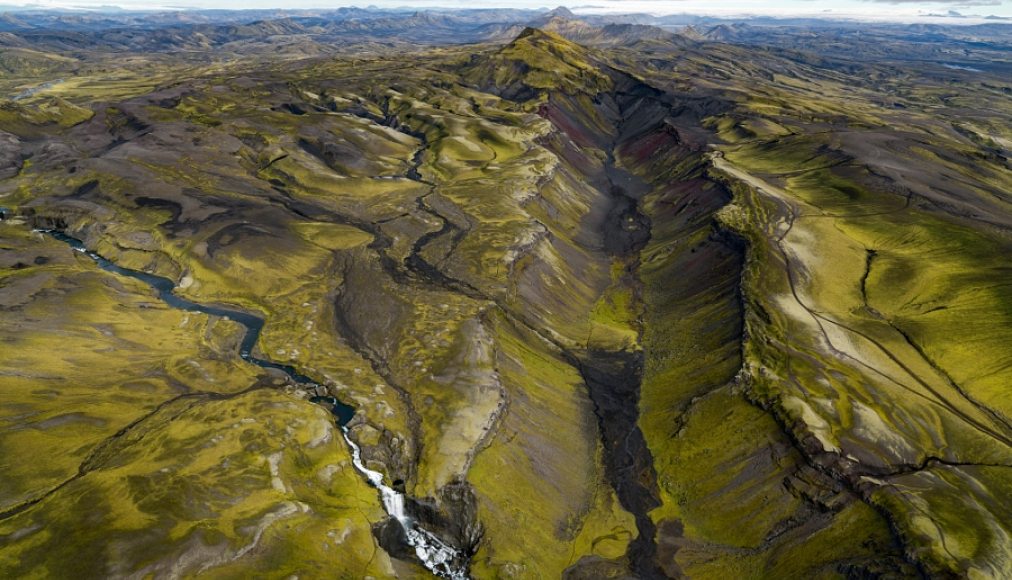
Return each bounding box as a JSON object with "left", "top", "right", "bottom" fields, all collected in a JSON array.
[
  {"left": 626, "top": 113, "right": 914, "bottom": 578},
  {"left": 616, "top": 32, "right": 1012, "bottom": 576},
  {"left": 458, "top": 30, "right": 912, "bottom": 576},
  {"left": 580, "top": 67, "right": 912, "bottom": 576},
  {"left": 711, "top": 152, "right": 1012, "bottom": 577},
  {"left": 469, "top": 30, "right": 1012, "bottom": 576}
]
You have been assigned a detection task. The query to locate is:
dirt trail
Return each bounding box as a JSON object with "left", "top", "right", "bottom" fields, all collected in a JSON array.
[{"left": 710, "top": 151, "right": 1012, "bottom": 451}]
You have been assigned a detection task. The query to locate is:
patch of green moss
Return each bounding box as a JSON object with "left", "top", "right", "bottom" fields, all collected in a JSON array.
[
  {"left": 467, "top": 311, "right": 636, "bottom": 578},
  {"left": 0, "top": 389, "right": 395, "bottom": 578},
  {"left": 0, "top": 225, "right": 262, "bottom": 513}
]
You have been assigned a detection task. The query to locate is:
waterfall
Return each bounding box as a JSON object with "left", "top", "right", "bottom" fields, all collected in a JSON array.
[
  {"left": 385, "top": 487, "right": 408, "bottom": 523},
  {"left": 340, "top": 427, "right": 468, "bottom": 579}
]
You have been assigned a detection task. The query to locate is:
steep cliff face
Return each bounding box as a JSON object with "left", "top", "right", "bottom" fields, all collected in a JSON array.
[
  {"left": 456, "top": 33, "right": 917, "bottom": 577},
  {"left": 624, "top": 103, "right": 914, "bottom": 580},
  {"left": 453, "top": 28, "right": 1012, "bottom": 577}
]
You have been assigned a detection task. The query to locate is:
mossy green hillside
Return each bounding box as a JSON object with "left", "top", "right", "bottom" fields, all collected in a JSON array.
[
  {"left": 712, "top": 139, "right": 1012, "bottom": 577},
  {"left": 2, "top": 28, "right": 1010, "bottom": 578},
  {"left": 461, "top": 28, "right": 613, "bottom": 97},
  {"left": 467, "top": 311, "right": 636, "bottom": 578},
  {"left": 0, "top": 389, "right": 398, "bottom": 578},
  {"left": 617, "top": 129, "right": 909, "bottom": 575},
  {"left": 0, "top": 225, "right": 262, "bottom": 514}
]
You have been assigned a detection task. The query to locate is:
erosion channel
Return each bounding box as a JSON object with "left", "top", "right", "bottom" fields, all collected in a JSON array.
[
  {"left": 38, "top": 229, "right": 471, "bottom": 579},
  {"left": 578, "top": 146, "right": 660, "bottom": 578}
]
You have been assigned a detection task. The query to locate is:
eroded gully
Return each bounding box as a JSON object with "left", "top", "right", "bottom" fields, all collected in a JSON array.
[
  {"left": 381, "top": 97, "right": 665, "bottom": 575},
  {"left": 581, "top": 143, "right": 663, "bottom": 579}
]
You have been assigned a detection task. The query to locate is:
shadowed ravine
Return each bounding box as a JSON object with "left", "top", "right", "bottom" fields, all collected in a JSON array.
[
  {"left": 572, "top": 139, "right": 663, "bottom": 577},
  {"left": 578, "top": 352, "right": 662, "bottom": 578},
  {"left": 38, "top": 229, "right": 471, "bottom": 579}
]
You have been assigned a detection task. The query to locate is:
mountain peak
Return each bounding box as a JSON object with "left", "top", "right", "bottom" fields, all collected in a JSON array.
[
  {"left": 461, "top": 25, "right": 611, "bottom": 99},
  {"left": 528, "top": 6, "right": 580, "bottom": 29},
  {"left": 507, "top": 26, "right": 586, "bottom": 56},
  {"left": 546, "top": 6, "right": 575, "bottom": 18}
]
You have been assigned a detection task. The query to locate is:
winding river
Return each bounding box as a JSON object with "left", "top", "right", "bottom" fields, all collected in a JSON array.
[{"left": 39, "top": 229, "right": 469, "bottom": 579}]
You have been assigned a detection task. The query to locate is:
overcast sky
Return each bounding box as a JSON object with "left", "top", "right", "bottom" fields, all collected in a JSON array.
[{"left": 7, "top": 0, "right": 1011, "bottom": 21}]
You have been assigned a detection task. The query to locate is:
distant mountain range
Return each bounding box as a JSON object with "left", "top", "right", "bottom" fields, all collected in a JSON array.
[{"left": 1, "top": 5, "right": 1010, "bottom": 60}]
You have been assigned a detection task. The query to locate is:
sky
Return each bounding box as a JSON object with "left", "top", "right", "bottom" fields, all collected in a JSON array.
[{"left": 4, "top": 0, "right": 1011, "bottom": 21}]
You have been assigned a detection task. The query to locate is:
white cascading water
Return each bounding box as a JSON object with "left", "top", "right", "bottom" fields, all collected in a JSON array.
[{"left": 340, "top": 427, "right": 468, "bottom": 579}]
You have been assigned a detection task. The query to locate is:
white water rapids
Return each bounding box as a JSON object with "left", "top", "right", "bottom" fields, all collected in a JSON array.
[{"left": 340, "top": 427, "right": 468, "bottom": 579}]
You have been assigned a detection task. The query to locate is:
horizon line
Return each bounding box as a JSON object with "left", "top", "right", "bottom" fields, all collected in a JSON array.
[{"left": 0, "top": 3, "right": 1010, "bottom": 25}]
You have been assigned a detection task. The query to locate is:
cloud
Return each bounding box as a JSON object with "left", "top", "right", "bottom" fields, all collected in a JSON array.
[{"left": 857, "top": 0, "right": 1001, "bottom": 4}]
